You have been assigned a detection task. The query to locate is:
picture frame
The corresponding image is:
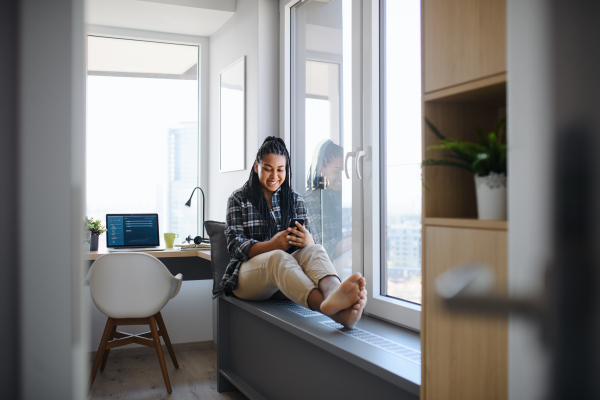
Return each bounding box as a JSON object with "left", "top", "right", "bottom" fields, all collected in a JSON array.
[{"left": 219, "top": 56, "right": 245, "bottom": 172}]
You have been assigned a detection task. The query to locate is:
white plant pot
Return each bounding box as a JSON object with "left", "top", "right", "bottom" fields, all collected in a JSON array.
[{"left": 474, "top": 172, "right": 507, "bottom": 220}]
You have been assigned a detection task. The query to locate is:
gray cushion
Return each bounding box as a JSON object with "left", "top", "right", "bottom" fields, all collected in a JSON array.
[{"left": 204, "top": 220, "right": 229, "bottom": 298}]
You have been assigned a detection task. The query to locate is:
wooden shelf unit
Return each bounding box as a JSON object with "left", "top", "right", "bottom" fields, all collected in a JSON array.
[
  {"left": 424, "top": 217, "right": 507, "bottom": 231},
  {"left": 421, "top": 1, "right": 508, "bottom": 400},
  {"left": 422, "top": 73, "right": 506, "bottom": 104},
  {"left": 422, "top": 74, "right": 507, "bottom": 220}
]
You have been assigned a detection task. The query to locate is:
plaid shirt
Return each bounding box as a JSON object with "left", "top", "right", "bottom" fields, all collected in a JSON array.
[
  {"left": 302, "top": 189, "right": 343, "bottom": 259},
  {"left": 220, "top": 184, "right": 311, "bottom": 293}
]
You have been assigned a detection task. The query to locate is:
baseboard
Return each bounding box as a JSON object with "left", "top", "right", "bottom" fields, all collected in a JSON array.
[{"left": 89, "top": 340, "right": 216, "bottom": 360}]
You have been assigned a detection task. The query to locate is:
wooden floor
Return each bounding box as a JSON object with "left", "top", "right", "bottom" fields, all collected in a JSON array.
[{"left": 89, "top": 346, "right": 248, "bottom": 400}]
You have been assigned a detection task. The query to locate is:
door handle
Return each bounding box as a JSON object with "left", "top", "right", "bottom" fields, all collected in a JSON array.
[
  {"left": 344, "top": 149, "right": 356, "bottom": 179},
  {"left": 344, "top": 148, "right": 367, "bottom": 180}
]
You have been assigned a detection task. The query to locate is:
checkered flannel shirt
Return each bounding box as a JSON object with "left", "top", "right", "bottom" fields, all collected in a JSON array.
[
  {"left": 302, "top": 189, "right": 341, "bottom": 259},
  {"left": 220, "top": 184, "right": 312, "bottom": 294}
]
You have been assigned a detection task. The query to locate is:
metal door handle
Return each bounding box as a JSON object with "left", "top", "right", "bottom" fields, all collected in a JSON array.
[{"left": 436, "top": 264, "right": 541, "bottom": 317}]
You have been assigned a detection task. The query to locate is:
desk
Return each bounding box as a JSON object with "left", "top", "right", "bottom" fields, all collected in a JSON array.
[{"left": 85, "top": 249, "right": 213, "bottom": 281}]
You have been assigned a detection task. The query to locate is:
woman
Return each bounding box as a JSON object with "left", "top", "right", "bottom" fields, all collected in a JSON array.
[
  {"left": 303, "top": 140, "right": 352, "bottom": 262},
  {"left": 221, "top": 136, "right": 367, "bottom": 328}
]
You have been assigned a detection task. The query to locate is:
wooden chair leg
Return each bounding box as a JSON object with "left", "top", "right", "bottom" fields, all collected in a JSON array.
[
  {"left": 149, "top": 315, "right": 172, "bottom": 393},
  {"left": 88, "top": 317, "right": 115, "bottom": 393},
  {"left": 100, "top": 325, "right": 117, "bottom": 371},
  {"left": 155, "top": 311, "right": 179, "bottom": 368}
]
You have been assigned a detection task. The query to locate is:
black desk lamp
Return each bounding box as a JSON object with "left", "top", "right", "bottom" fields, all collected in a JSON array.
[{"left": 185, "top": 186, "right": 209, "bottom": 243}]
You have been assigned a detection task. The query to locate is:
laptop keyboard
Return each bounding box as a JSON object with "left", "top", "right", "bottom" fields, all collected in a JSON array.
[{"left": 112, "top": 246, "right": 157, "bottom": 249}]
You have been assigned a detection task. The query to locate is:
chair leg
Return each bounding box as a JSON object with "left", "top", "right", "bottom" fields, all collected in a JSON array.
[
  {"left": 155, "top": 312, "right": 179, "bottom": 368},
  {"left": 88, "top": 317, "right": 115, "bottom": 393},
  {"left": 149, "top": 315, "right": 172, "bottom": 393},
  {"left": 100, "top": 325, "right": 117, "bottom": 371}
]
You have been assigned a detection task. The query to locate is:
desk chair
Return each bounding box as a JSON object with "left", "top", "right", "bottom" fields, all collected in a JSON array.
[{"left": 86, "top": 252, "right": 182, "bottom": 393}]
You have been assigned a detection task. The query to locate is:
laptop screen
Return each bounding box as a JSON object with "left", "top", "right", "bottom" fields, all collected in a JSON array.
[{"left": 106, "top": 214, "right": 160, "bottom": 248}]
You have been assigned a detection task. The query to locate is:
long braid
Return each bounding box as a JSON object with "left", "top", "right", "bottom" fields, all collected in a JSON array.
[{"left": 244, "top": 136, "right": 295, "bottom": 240}]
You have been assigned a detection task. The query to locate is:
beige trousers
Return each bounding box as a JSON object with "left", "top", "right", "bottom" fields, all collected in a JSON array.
[{"left": 233, "top": 244, "right": 338, "bottom": 308}]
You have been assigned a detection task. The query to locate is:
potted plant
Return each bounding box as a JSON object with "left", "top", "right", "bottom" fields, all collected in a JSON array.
[
  {"left": 422, "top": 117, "right": 507, "bottom": 220},
  {"left": 85, "top": 216, "right": 107, "bottom": 251}
]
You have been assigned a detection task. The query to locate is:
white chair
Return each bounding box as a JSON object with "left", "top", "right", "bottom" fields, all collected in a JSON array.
[{"left": 86, "top": 252, "right": 183, "bottom": 393}]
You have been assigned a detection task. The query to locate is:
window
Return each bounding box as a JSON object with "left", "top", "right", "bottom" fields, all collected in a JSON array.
[
  {"left": 380, "top": 0, "right": 422, "bottom": 305},
  {"left": 86, "top": 36, "right": 200, "bottom": 250},
  {"left": 290, "top": 0, "right": 354, "bottom": 281},
  {"left": 363, "top": 0, "right": 421, "bottom": 329},
  {"left": 285, "top": 0, "right": 422, "bottom": 329}
]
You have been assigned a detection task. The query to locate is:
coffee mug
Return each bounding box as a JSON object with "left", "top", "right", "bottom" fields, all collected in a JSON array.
[{"left": 164, "top": 233, "right": 179, "bottom": 248}]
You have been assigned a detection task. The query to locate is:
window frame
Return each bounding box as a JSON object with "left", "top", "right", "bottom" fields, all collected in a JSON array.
[
  {"left": 361, "top": 0, "right": 421, "bottom": 331},
  {"left": 281, "top": 0, "right": 421, "bottom": 331},
  {"left": 84, "top": 26, "right": 208, "bottom": 237}
]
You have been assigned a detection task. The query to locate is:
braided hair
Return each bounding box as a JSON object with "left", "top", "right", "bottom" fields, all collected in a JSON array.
[
  {"left": 306, "top": 140, "right": 344, "bottom": 190},
  {"left": 244, "top": 136, "right": 295, "bottom": 239}
]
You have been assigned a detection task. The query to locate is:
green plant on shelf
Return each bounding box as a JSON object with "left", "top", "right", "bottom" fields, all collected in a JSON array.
[
  {"left": 85, "top": 216, "right": 107, "bottom": 235},
  {"left": 422, "top": 117, "right": 507, "bottom": 177}
]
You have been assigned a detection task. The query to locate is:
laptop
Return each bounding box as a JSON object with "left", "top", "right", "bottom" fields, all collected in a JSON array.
[{"left": 106, "top": 213, "right": 165, "bottom": 252}]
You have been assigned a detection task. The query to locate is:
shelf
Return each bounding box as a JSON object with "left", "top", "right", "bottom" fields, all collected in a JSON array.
[
  {"left": 423, "top": 73, "right": 506, "bottom": 105},
  {"left": 424, "top": 217, "right": 507, "bottom": 231},
  {"left": 85, "top": 248, "right": 211, "bottom": 261}
]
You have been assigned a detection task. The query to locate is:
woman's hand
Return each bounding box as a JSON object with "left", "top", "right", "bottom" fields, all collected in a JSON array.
[
  {"left": 287, "top": 221, "right": 315, "bottom": 248},
  {"left": 270, "top": 228, "right": 293, "bottom": 251}
]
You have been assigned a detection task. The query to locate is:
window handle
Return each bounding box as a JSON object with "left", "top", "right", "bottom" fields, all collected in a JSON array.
[
  {"left": 355, "top": 150, "right": 367, "bottom": 180},
  {"left": 344, "top": 148, "right": 367, "bottom": 180},
  {"left": 344, "top": 149, "right": 356, "bottom": 179}
]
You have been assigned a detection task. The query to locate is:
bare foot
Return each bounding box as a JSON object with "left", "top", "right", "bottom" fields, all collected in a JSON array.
[
  {"left": 320, "top": 273, "right": 363, "bottom": 316},
  {"left": 358, "top": 276, "right": 366, "bottom": 294},
  {"left": 330, "top": 294, "right": 367, "bottom": 328}
]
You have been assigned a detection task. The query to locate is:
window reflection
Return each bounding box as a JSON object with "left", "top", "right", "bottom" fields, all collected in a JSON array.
[{"left": 292, "top": 0, "right": 353, "bottom": 280}]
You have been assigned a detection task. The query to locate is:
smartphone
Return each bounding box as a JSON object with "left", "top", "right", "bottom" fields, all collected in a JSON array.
[{"left": 288, "top": 218, "right": 305, "bottom": 229}]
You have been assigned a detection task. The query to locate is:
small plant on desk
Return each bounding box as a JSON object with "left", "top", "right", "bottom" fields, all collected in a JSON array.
[{"left": 85, "top": 216, "right": 106, "bottom": 251}]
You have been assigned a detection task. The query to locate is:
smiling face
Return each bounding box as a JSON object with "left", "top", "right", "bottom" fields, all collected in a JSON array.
[
  {"left": 254, "top": 153, "right": 287, "bottom": 196},
  {"left": 320, "top": 157, "right": 344, "bottom": 192}
]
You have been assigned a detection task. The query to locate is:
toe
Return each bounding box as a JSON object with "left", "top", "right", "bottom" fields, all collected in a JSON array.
[{"left": 349, "top": 272, "right": 362, "bottom": 283}]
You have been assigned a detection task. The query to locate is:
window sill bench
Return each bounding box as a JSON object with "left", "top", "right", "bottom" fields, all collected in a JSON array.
[{"left": 217, "top": 295, "right": 420, "bottom": 400}]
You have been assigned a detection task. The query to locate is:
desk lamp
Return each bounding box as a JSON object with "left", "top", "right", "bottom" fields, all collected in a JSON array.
[{"left": 185, "top": 186, "right": 209, "bottom": 243}]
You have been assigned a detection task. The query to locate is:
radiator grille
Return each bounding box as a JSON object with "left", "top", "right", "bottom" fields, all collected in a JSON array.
[
  {"left": 269, "top": 299, "right": 322, "bottom": 317},
  {"left": 320, "top": 321, "right": 421, "bottom": 364}
]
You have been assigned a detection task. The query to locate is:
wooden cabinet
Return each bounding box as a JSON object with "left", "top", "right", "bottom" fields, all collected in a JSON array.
[
  {"left": 423, "top": 0, "right": 506, "bottom": 93},
  {"left": 423, "top": 225, "right": 507, "bottom": 400},
  {"left": 421, "top": 0, "right": 507, "bottom": 399}
]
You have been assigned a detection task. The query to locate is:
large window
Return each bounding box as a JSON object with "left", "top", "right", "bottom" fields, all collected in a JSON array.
[
  {"left": 86, "top": 37, "right": 200, "bottom": 250},
  {"left": 380, "top": 0, "right": 422, "bottom": 305},
  {"left": 285, "top": 0, "right": 422, "bottom": 329}
]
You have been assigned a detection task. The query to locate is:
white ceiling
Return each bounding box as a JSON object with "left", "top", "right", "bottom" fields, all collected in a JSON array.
[
  {"left": 85, "top": 0, "right": 235, "bottom": 37},
  {"left": 87, "top": 36, "right": 199, "bottom": 74}
]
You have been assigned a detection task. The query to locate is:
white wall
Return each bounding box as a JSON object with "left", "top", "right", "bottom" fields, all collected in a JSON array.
[
  {"left": 206, "top": 0, "right": 280, "bottom": 224},
  {"left": 18, "top": 0, "right": 88, "bottom": 398},
  {"left": 507, "top": 1, "right": 552, "bottom": 399},
  {"left": 207, "top": 0, "right": 259, "bottom": 224},
  {"left": 207, "top": 0, "right": 280, "bottom": 340},
  {"left": 258, "top": 0, "right": 280, "bottom": 142}
]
